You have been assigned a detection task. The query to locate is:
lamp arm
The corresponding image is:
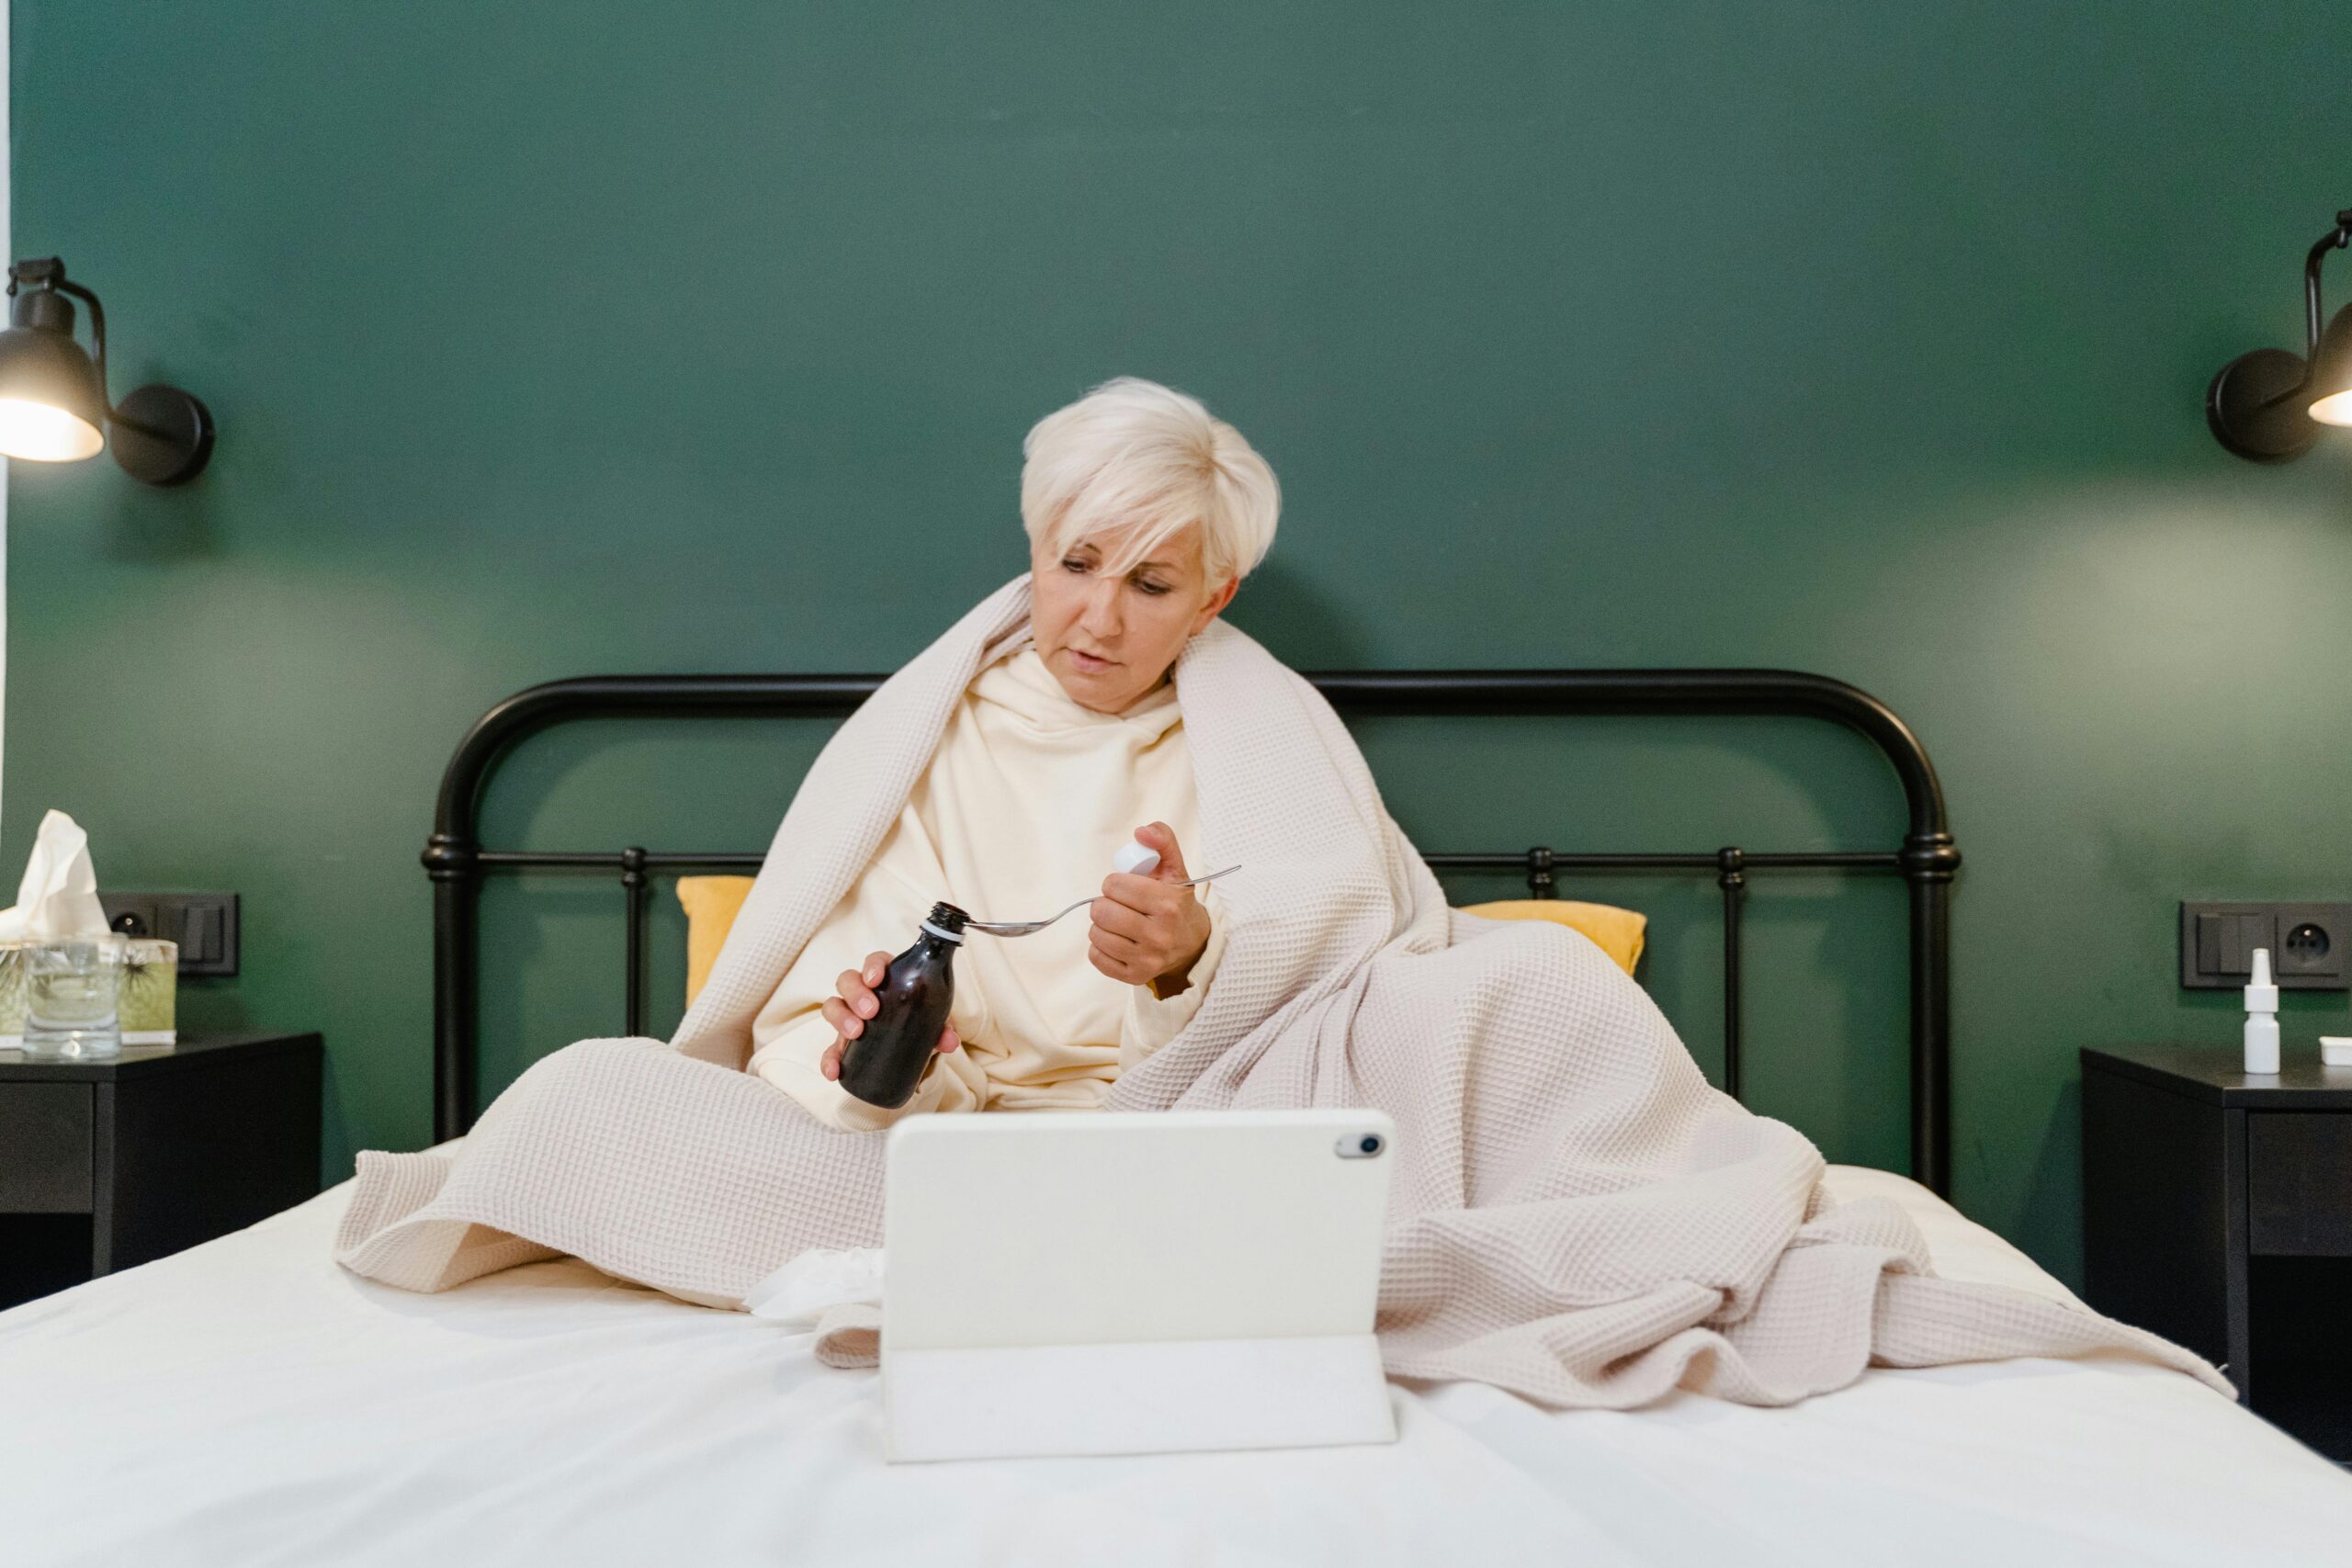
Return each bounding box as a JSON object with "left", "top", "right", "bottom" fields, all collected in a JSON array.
[
  {"left": 50, "top": 277, "right": 108, "bottom": 414},
  {"left": 2301, "top": 210, "right": 2352, "bottom": 360}
]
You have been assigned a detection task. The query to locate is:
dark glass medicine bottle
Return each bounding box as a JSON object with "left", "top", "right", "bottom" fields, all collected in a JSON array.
[{"left": 837, "top": 902, "right": 967, "bottom": 1109}]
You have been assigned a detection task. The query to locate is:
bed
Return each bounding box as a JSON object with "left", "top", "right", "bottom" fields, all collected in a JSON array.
[{"left": 4, "top": 664, "right": 2348, "bottom": 1565}]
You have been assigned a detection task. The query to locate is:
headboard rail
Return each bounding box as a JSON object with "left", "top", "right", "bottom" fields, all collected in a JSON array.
[{"left": 424, "top": 669, "right": 1960, "bottom": 1191}]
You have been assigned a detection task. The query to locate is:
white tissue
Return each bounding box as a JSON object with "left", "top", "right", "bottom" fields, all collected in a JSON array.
[
  {"left": 1113, "top": 840, "right": 1161, "bottom": 877},
  {"left": 742, "top": 1246, "right": 885, "bottom": 1327},
  {"left": 0, "top": 809, "right": 108, "bottom": 942}
]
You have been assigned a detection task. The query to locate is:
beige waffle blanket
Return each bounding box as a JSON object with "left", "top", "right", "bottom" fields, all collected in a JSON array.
[{"left": 337, "top": 575, "right": 2224, "bottom": 1407}]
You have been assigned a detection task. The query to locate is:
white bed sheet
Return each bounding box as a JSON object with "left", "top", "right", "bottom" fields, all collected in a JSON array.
[{"left": 2, "top": 1164, "right": 2346, "bottom": 1567}]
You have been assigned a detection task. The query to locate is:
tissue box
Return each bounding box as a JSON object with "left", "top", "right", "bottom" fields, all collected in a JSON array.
[{"left": 0, "top": 936, "right": 175, "bottom": 1047}]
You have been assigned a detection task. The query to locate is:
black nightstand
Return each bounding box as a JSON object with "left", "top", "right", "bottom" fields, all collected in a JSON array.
[
  {"left": 2082, "top": 1043, "right": 2352, "bottom": 1461},
  {"left": 0, "top": 1031, "right": 322, "bottom": 1310}
]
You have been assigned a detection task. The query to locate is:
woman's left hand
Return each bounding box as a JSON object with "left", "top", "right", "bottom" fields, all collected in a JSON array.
[{"left": 1090, "top": 821, "right": 1214, "bottom": 997}]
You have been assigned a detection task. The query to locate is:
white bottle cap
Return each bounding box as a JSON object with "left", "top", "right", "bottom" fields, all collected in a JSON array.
[
  {"left": 1113, "top": 840, "right": 1161, "bottom": 878},
  {"left": 2245, "top": 948, "right": 2278, "bottom": 1013},
  {"left": 2323, "top": 1037, "right": 2352, "bottom": 1067}
]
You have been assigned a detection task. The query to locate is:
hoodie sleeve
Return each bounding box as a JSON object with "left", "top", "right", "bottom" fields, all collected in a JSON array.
[{"left": 1118, "top": 887, "right": 1229, "bottom": 1067}]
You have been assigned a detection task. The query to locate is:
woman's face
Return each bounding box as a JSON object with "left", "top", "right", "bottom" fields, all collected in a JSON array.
[{"left": 1029, "top": 524, "right": 1238, "bottom": 713}]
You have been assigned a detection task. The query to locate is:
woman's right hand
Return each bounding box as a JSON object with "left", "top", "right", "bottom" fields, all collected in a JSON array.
[{"left": 820, "top": 950, "right": 960, "bottom": 1081}]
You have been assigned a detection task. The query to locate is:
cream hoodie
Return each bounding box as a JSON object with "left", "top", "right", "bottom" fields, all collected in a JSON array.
[{"left": 749, "top": 644, "right": 1227, "bottom": 1131}]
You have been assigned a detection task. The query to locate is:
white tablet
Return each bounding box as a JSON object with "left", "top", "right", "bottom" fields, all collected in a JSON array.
[{"left": 881, "top": 1108, "right": 1398, "bottom": 1461}]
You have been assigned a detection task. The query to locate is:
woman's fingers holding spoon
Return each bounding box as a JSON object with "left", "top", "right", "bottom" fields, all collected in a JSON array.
[{"left": 967, "top": 866, "right": 1241, "bottom": 938}]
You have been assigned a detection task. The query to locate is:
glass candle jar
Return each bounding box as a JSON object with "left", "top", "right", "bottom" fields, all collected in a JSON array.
[{"left": 15, "top": 933, "right": 129, "bottom": 1061}]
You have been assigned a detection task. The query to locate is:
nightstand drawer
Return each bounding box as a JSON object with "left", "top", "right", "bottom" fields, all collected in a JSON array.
[
  {"left": 0, "top": 1084, "right": 96, "bottom": 1213},
  {"left": 2249, "top": 1113, "right": 2352, "bottom": 1256}
]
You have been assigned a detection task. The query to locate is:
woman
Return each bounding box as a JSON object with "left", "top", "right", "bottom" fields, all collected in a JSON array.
[
  {"left": 746, "top": 378, "right": 1280, "bottom": 1130},
  {"left": 343, "top": 382, "right": 2216, "bottom": 1414}
]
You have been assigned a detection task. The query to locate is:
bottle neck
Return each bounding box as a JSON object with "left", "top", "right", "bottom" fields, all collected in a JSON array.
[{"left": 919, "top": 920, "right": 964, "bottom": 946}]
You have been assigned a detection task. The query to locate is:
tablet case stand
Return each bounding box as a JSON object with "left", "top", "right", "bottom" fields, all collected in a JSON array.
[{"left": 884, "top": 1333, "right": 1397, "bottom": 1461}]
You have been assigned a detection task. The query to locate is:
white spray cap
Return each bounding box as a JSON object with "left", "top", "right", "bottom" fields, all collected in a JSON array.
[{"left": 2246, "top": 947, "right": 2278, "bottom": 1013}]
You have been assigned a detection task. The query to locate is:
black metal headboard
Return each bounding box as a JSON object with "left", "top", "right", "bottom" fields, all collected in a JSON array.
[{"left": 424, "top": 670, "right": 1961, "bottom": 1191}]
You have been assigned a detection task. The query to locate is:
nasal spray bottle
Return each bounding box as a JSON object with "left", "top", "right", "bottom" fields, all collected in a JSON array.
[{"left": 2244, "top": 946, "right": 2281, "bottom": 1077}]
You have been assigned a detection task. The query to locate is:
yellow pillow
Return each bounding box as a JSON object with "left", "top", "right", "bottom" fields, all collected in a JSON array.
[
  {"left": 1461, "top": 899, "right": 1645, "bottom": 976},
  {"left": 679, "top": 874, "right": 1646, "bottom": 1004},
  {"left": 678, "top": 875, "right": 758, "bottom": 1006}
]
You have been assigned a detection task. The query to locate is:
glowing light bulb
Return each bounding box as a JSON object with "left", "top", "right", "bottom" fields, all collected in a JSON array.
[
  {"left": 0, "top": 398, "right": 104, "bottom": 461},
  {"left": 2308, "top": 386, "right": 2352, "bottom": 427}
]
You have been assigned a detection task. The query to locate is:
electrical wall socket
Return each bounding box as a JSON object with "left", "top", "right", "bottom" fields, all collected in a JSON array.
[
  {"left": 97, "top": 892, "right": 239, "bottom": 977},
  {"left": 2180, "top": 900, "right": 2352, "bottom": 990}
]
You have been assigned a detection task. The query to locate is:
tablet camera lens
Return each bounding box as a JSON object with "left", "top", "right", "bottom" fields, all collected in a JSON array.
[{"left": 1359, "top": 1134, "right": 1383, "bottom": 1156}]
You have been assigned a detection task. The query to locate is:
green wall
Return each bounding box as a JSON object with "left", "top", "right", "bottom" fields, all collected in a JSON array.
[{"left": 11, "top": 1, "right": 2352, "bottom": 1286}]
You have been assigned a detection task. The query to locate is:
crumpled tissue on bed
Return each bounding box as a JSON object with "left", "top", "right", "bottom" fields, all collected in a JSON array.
[{"left": 744, "top": 1246, "right": 886, "bottom": 1367}]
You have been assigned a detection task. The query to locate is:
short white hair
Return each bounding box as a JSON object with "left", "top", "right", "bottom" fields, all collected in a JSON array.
[{"left": 1021, "top": 378, "right": 1279, "bottom": 586}]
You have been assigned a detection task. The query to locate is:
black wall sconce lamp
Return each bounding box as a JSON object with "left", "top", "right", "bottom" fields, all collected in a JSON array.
[
  {"left": 2209, "top": 209, "right": 2352, "bottom": 463},
  {"left": 0, "top": 257, "right": 214, "bottom": 484}
]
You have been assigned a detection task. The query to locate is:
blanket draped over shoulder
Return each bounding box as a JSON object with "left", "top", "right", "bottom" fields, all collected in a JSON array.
[{"left": 337, "top": 575, "right": 2223, "bottom": 1408}]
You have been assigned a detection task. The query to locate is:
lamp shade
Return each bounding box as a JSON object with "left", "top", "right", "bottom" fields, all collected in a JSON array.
[
  {"left": 0, "top": 288, "right": 107, "bottom": 461},
  {"left": 2306, "top": 302, "right": 2352, "bottom": 427}
]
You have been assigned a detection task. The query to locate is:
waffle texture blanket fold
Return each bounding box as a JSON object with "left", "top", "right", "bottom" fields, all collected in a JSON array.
[{"left": 337, "top": 575, "right": 2225, "bottom": 1406}]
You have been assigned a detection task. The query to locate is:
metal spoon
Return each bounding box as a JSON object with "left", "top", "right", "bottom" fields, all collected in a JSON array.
[{"left": 963, "top": 864, "right": 1242, "bottom": 938}]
